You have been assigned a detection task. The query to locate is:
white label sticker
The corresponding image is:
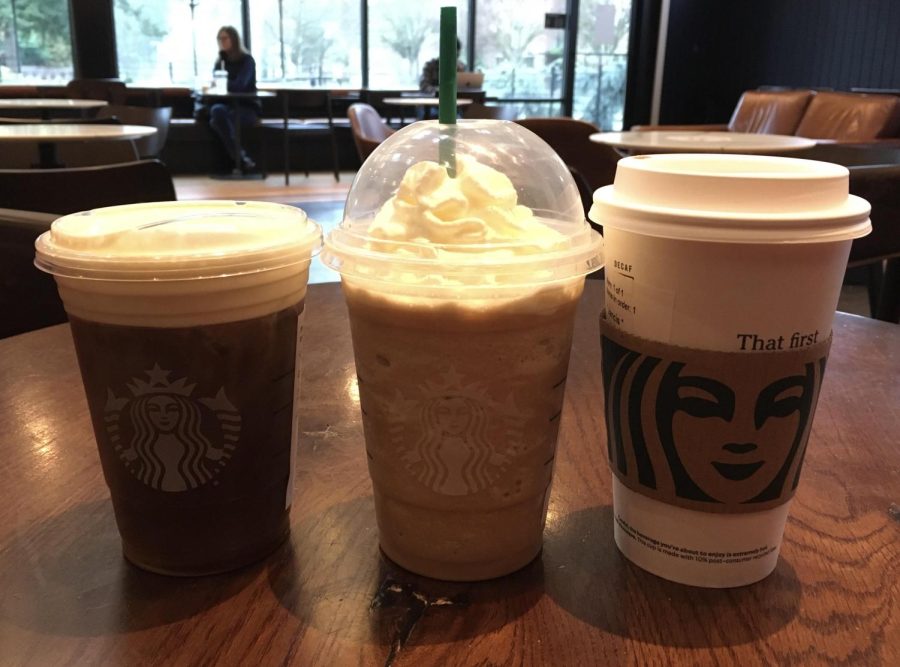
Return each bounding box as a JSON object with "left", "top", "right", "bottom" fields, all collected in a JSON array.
[{"left": 606, "top": 256, "right": 675, "bottom": 342}]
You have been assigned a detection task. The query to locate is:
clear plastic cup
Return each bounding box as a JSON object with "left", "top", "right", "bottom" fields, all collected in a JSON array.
[
  {"left": 589, "top": 154, "right": 871, "bottom": 587},
  {"left": 321, "top": 120, "right": 604, "bottom": 580},
  {"left": 35, "top": 200, "right": 322, "bottom": 575}
]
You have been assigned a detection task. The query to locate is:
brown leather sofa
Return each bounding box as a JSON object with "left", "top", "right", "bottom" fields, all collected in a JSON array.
[
  {"left": 728, "top": 90, "right": 814, "bottom": 134},
  {"left": 634, "top": 90, "right": 900, "bottom": 143},
  {"left": 795, "top": 92, "right": 900, "bottom": 141}
]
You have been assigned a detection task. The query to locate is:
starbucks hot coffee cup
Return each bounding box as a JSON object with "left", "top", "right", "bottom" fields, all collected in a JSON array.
[{"left": 589, "top": 154, "right": 871, "bottom": 587}]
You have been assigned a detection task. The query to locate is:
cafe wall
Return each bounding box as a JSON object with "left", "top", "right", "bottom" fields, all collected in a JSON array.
[{"left": 658, "top": 0, "right": 900, "bottom": 124}]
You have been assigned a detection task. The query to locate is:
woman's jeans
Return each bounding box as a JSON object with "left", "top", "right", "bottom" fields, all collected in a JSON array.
[{"left": 209, "top": 103, "right": 258, "bottom": 166}]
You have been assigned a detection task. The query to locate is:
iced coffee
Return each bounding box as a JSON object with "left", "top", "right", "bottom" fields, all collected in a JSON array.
[
  {"left": 35, "top": 201, "right": 321, "bottom": 575},
  {"left": 322, "top": 121, "right": 604, "bottom": 580}
]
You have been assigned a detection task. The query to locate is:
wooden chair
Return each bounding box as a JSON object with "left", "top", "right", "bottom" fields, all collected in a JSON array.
[
  {"left": 0, "top": 207, "right": 67, "bottom": 338},
  {"left": 514, "top": 117, "right": 620, "bottom": 225},
  {"left": 462, "top": 103, "right": 518, "bottom": 120},
  {"left": 347, "top": 103, "right": 395, "bottom": 163},
  {"left": 65, "top": 79, "right": 127, "bottom": 105},
  {"left": 847, "top": 163, "right": 900, "bottom": 322},
  {"left": 0, "top": 160, "right": 176, "bottom": 215},
  {"left": 261, "top": 90, "right": 339, "bottom": 185},
  {"left": 94, "top": 105, "right": 173, "bottom": 158},
  {"left": 361, "top": 90, "right": 414, "bottom": 126}
]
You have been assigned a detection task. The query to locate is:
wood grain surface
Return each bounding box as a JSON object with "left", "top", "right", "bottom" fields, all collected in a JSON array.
[{"left": 0, "top": 281, "right": 897, "bottom": 666}]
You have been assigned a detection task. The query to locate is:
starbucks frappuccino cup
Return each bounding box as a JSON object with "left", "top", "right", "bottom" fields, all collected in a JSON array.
[
  {"left": 589, "top": 154, "right": 871, "bottom": 587},
  {"left": 322, "top": 120, "right": 604, "bottom": 581},
  {"left": 35, "top": 201, "right": 321, "bottom": 575}
]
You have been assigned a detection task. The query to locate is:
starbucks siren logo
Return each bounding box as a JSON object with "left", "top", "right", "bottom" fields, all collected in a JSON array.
[
  {"left": 378, "top": 368, "right": 526, "bottom": 496},
  {"left": 104, "top": 364, "right": 241, "bottom": 492}
]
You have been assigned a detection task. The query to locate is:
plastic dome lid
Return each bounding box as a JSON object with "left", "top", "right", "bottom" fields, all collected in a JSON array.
[
  {"left": 321, "top": 120, "right": 604, "bottom": 287},
  {"left": 590, "top": 154, "right": 871, "bottom": 243}
]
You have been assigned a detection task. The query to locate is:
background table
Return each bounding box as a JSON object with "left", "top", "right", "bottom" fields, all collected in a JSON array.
[
  {"left": 0, "top": 98, "right": 107, "bottom": 120},
  {"left": 591, "top": 130, "right": 817, "bottom": 155},
  {"left": 0, "top": 123, "right": 156, "bottom": 168},
  {"left": 382, "top": 97, "right": 473, "bottom": 124},
  {"left": 1, "top": 282, "right": 897, "bottom": 665}
]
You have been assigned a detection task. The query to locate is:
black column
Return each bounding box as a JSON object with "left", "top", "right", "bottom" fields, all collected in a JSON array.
[
  {"left": 68, "top": 0, "right": 119, "bottom": 79},
  {"left": 562, "top": 0, "right": 580, "bottom": 116},
  {"left": 622, "top": 0, "right": 662, "bottom": 129}
]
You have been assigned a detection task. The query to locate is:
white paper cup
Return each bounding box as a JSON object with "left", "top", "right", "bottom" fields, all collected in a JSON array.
[{"left": 590, "top": 154, "right": 871, "bottom": 587}]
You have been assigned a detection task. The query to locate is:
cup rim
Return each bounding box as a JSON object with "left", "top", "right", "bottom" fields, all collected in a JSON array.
[
  {"left": 34, "top": 200, "right": 323, "bottom": 281},
  {"left": 320, "top": 222, "right": 605, "bottom": 289}
]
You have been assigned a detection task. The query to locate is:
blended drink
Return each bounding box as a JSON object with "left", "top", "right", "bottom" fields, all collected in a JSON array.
[
  {"left": 35, "top": 201, "right": 321, "bottom": 575},
  {"left": 590, "top": 154, "right": 871, "bottom": 587},
  {"left": 323, "top": 120, "right": 604, "bottom": 580}
]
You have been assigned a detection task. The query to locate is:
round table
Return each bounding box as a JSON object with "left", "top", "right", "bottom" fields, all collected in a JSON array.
[
  {"left": 382, "top": 97, "right": 473, "bottom": 124},
  {"left": 590, "top": 130, "right": 817, "bottom": 155},
  {"left": 0, "top": 98, "right": 108, "bottom": 121},
  {"left": 0, "top": 123, "right": 157, "bottom": 168}
]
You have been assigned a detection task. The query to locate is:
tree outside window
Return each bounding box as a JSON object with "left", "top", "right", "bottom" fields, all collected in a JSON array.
[{"left": 0, "top": 0, "right": 72, "bottom": 83}]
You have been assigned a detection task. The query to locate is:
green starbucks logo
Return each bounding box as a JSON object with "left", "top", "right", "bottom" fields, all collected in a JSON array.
[{"left": 104, "top": 364, "right": 241, "bottom": 492}]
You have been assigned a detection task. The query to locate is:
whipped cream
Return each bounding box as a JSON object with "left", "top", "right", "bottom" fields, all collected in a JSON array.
[{"left": 367, "top": 155, "right": 565, "bottom": 256}]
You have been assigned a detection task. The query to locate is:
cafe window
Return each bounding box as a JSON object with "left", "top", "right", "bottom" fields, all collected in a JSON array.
[
  {"left": 106, "top": 0, "right": 633, "bottom": 129},
  {"left": 475, "top": 0, "right": 566, "bottom": 107},
  {"left": 367, "top": 0, "right": 469, "bottom": 89},
  {"left": 249, "top": 0, "right": 362, "bottom": 86},
  {"left": 573, "top": 0, "right": 631, "bottom": 130},
  {"left": 114, "top": 0, "right": 242, "bottom": 85},
  {"left": 0, "top": 0, "right": 73, "bottom": 84}
]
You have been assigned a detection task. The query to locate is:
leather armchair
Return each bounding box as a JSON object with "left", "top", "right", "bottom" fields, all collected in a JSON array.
[
  {"left": 847, "top": 164, "right": 900, "bottom": 322},
  {"left": 727, "top": 90, "right": 813, "bottom": 133},
  {"left": 633, "top": 90, "right": 813, "bottom": 133},
  {"left": 795, "top": 92, "right": 900, "bottom": 142}
]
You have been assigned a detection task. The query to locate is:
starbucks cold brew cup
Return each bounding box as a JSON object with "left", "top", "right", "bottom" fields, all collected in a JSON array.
[
  {"left": 34, "top": 201, "right": 321, "bottom": 575},
  {"left": 322, "top": 120, "right": 604, "bottom": 581},
  {"left": 589, "top": 154, "right": 871, "bottom": 587}
]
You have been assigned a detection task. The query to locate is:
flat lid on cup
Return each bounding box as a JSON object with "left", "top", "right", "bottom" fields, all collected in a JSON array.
[
  {"left": 35, "top": 200, "right": 322, "bottom": 280},
  {"left": 590, "top": 154, "right": 871, "bottom": 243}
]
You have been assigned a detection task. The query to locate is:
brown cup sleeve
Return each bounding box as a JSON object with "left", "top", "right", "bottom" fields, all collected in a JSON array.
[{"left": 600, "top": 314, "right": 831, "bottom": 514}]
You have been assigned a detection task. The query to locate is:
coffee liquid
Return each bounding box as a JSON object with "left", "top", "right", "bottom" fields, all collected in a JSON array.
[
  {"left": 345, "top": 288, "right": 581, "bottom": 580},
  {"left": 69, "top": 302, "right": 303, "bottom": 575}
]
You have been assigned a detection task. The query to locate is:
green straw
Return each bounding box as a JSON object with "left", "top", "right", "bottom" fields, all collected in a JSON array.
[{"left": 438, "top": 6, "right": 457, "bottom": 177}]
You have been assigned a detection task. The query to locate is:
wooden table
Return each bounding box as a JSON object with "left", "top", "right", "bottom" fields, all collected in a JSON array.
[
  {"left": 0, "top": 98, "right": 108, "bottom": 120},
  {"left": 591, "top": 130, "right": 817, "bottom": 155},
  {"left": 1, "top": 282, "right": 897, "bottom": 666},
  {"left": 382, "top": 97, "right": 473, "bottom": 124},
  {"left": 0, "top": 123, "right": 156, "bottom": 168}
]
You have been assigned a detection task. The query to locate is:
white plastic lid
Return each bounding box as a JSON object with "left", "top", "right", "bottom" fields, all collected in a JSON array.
[
  {"left": 590, "top": 154, "right": 871, "bottom": 243},
  {"left": 321, "top": 120, "right": 604, "bottom": 289},
  {"left": 35, "top": 200, "right": 322, "bottom": 281}
]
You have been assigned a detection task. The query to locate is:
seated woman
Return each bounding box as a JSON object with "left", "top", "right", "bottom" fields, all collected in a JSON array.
[{"left": 207, "top": 25, "right": 260, "bottom": 173}]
